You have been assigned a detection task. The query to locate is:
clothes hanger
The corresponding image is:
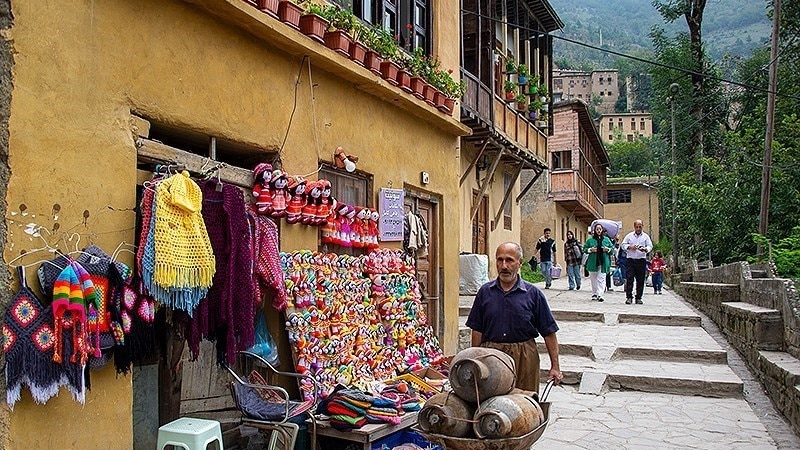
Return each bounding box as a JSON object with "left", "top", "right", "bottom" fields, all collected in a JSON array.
[
  {"left": 5, "top": 227, "right": 60, "bottom": 266},
  {"left": 110, "top": 241, "right": 137, "bottom": 261}
]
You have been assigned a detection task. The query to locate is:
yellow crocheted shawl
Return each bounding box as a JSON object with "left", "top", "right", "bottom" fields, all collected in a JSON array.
[{"left": 153, "top": 171, "right": 216, "bottom": 289}]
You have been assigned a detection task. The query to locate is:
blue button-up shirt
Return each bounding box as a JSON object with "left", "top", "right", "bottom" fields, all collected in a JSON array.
[{"left": 466, "top": 276, "right": 559, "bottom": 343}]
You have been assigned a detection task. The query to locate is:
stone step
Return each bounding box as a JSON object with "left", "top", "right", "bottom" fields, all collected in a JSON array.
[
  {"left": 552, "top": 309, "right": 701, "bottom": 327},
  {"left": 540, "top": 353, "right": 743, "bottom": 398},
  {"left": 720, "top": 302, "right": 783, "bottom": 351},
  {"left": 750, "top": 269, "right": 769, "bottom": 279},
  {"left": 536, "top": 340, "right": 727, "bottom": 365}
]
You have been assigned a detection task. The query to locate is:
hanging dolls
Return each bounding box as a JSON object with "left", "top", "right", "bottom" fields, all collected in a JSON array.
[
  {"left": 350, "top": 207, "right": 365, "bottom": 248},
  {"left": 269, "top": 169, "right": 289, "bottom": 218},
  {"left": 285, "top": 176, "right": 307, "bottom": 224},
  {"left": 301, "top": 181, "right": 321, "bottom": 225},
  {"left": 322, "top": 201, "right": 345, "bottom": 245},
  {"left": 338, "top": 204, "right": 356, "bottom": 247},
  {"left": 252, "top": 162, "right": 273, "bottom": 215},
  {"left": 367, "top": 208, "right": 380, "bottom": 250},
  {"left": 315, "top": 179, "right": 334, "bottom": 225}
]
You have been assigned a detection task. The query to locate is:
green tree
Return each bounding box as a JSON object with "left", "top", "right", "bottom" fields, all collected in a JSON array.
[{"left": 607, "top": 139, "right": 657, "bottom": 177}]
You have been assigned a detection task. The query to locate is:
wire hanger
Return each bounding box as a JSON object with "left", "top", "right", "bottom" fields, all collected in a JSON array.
[
  {"left": 111, "top": 241, "right": 137, "bottom": 261},
  {"left": 5, "top": 226, "right": 60, "bottom": 267}
]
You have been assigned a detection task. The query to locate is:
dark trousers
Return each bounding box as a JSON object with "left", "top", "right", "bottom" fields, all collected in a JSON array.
[{"left": 625, "top": 258, "right": 648, "bottom": 300}]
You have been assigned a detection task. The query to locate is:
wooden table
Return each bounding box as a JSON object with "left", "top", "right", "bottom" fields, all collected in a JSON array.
[{"left": 310, "top": 411, "right": 418, "bottom": 450}]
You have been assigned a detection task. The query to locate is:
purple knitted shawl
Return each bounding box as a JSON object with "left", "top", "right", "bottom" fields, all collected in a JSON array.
[{"left": 189, "top": 180, "right": 255, "bottom": 365}]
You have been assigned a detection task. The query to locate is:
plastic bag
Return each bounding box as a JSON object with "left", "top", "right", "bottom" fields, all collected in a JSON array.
[
  {"left": 613, "top": 267, "right": 624, "bottom": 286},
  {"left": 247, "top": 310, "right": 280, "bottom": 367}
]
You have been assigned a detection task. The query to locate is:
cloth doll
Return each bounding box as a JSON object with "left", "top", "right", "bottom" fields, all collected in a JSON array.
[
  {"left": 285, "top": 176, "right": 307, "bottom": 224},
  {"left": 314, "top": 179, "right": 334, "bottom": 225},
  {"left": 351, "top": 207, "right": 365, "bottom": 248},
  {"left": 269, "top": 170, "right": 289, "bottom": 218},
  {"left": 325, "top": 203, "right": 349, "bottom": 246},
  {"left": 251, "top": 162, "right": 273, "bottom": 215},
  {"left": 367, "top": 208, "right": 380, "bottom": 250},
  {"left": 339, "top": 204, "right": 356, "bottom": 247},
  {"left": 301, "top": 181, "right": 321, "bottom": 225}
]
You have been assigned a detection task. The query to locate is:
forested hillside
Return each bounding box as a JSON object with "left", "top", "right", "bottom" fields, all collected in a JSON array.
[{"left": 548, "top": 0, "right": 772, "bottom": 69}]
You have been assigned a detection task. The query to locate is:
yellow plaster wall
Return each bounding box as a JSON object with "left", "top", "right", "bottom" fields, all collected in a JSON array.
[{"left": 5, "top": 0, "right": 462, "bottom": 447}]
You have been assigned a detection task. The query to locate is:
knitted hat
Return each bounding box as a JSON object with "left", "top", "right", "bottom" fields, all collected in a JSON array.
[
  {"left": 253, "top": 162, "right": 273, "bottom": 183},
  {"left": 52, "top": 262, "right": 101, "bottom": 363}
]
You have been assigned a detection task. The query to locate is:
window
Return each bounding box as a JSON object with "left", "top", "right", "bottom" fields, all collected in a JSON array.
[
  {"left": 319, "top": 167, "right": 372, "bottom": 254},
  {"left": 599, "top": 78, "right": 604, "bottom": 85},
  {"left": 631, "top": 120, "right": 636, "bottom": 131},
  {"left": 607, "top": 91, "right": 612, "bottom": 95},
  {"left": 607, "top": 189, "right": 632, "bottom": 203},
  {"left": 551, "top": 151, "right": 570, "bottom": 169},
  {"left": 569, "top": 80, "right": 575, "bottom": 87},
  {"left": 641, "top": 120, "right": 646, "bottom": 130},
  {"left": 608, "top": 134, "right": 613, "bottom": 141},
  {"left": 577, "top": 94, "right": 583, "bottom": 99},
  {"left": 627, "top": 134, "right": 634, "bottom": 142},
  {"left": 607, "top": 77, "right": 612, "bottom": 83},
  {"left": 503, "top": 172, "right": 512, "bottom": 230},
  {"left": 608, "top": 119, "right": 613, "bottom": 128},
  {"left": 600, "top": 91, "right": 605, "bottom": 96},
  {"left": 342, "top": 0, "right": 431, "bottom": 52}
]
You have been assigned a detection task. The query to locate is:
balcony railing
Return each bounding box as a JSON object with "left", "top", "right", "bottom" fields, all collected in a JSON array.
[{"left": 550, "top": 169, "right": 604, "bottom": 218}]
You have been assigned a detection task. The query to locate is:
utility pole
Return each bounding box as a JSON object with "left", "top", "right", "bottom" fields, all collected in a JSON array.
[
  {"left": 669, "top": 83, "right": 679, "bottom": 271},
  {"left": 758, "top": 0, "right": 781, "bottom": 257}
]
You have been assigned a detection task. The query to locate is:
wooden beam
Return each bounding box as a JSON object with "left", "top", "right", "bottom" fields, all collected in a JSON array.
[
  {"left": 469, "top": 148, "right": 505, "bottom": 223},
  {"left": 136, "top": 138, "right": 254, "bottom": 189},
  {"left": 516, "top": 167, "right": 543, "bottom": 203},
  {"left": 491, "top": 163, "right": 524, "bottom": 231},
  {"left": 460, "top": 139, "right": 490, "bottom": 186}
]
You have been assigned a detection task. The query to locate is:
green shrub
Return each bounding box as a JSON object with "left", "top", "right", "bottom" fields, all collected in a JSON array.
[{"left": 521, "top": 260, "right": 545, "bottom": 284}]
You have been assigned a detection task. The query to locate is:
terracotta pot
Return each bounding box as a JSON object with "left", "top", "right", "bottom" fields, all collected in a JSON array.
[
  {"left": 349, "top": 41, "right": 367, "bottom": 66},
  {"left": 505, "top": 91, "right": 516, "bottom": 101},
  {"left": 380, "top": 61, "right": 400, "bottom": 86},
  {"left": 299, "top": 13, "right": 328, "bottom": 43},
  {"left": 396, "top": 70, "right": 413, "bottom": 93},
  {"left": 277, "top": 0, "right": 302, "bottom": 29},
  {"left": 433, "top": 90, "right": 447, "bottom": 110},
  {"left": 422, "top": 84, "right": 437, "bottom": 106},
  {"left": 256, "top": 0, "right": 279, "bottom": 16},
  {"left": 364, "top": 51, "right": 383, "bottom": 75},
  {"left": 441, "top": 97, "right": 456, "bottom": 115},
  {"left": 410, "top": 77, "right": 426, "bottom": 99},
  {"left": 324, "top": 30, "right": 352, "bottom": 57}
]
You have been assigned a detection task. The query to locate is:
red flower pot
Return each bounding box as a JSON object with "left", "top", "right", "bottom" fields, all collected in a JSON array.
[
  {"left": 364, "top": 51, "right": 383, "bottom": 75},
  {"left": 256, "top": 0, "right": 279, "bottom": 17},
  {"left": 423, "top": 84, "right": 437, "bottom": 106},
  {"left": 433, "top": 90, "right": 447, "bottom": 109},
  {"left": 380, "top": 61, "right": 400, "bottom": 86},
  {"left": 349, "top": 41, "right": 368, "bottom": 66},
  {"left": 278, "top": 0, "right": 302, "bottom": 29},
  {"left": 397, "top": 70, "right": 413, "bottom": 93},
  {"left": 299, "top": 13, "right": 328, "bottom": 43},
  {"left": 410, "top": 77, "right": 426, "bottom": 99},
  {"left": 324, "top": 30, "right": 352, "bottom": 57},
  {"left": 440, "top": 97, "right": 456, "bottom": 115}
]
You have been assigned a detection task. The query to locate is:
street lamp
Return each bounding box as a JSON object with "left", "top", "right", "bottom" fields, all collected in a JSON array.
[{"left": 669, "top": 83, "right": 680, "bottom": 271}]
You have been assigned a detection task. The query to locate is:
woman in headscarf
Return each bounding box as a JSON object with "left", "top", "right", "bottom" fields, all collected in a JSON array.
[
  {"left": 583, "top": 223, "right": 614, "bottom": 302},
  {"left": 564, "top": 230, "right": 582, "bottom": 291}
]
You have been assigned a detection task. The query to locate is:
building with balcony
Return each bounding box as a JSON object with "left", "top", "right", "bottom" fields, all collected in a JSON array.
[
  {"left": 458, "top": 0, "right": 563, "bottom": 270},
  {"left": 553, "top": 69, "right": 619, "bottom": 114},
  {"left": 521, "top": 99, "right": 608, "bottom": 255},
  {"left": 598, "top": 112, "right": 654, "bottom": 144}
]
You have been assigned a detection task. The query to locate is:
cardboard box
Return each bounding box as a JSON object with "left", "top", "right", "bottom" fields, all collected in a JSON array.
[{"left": 413, "top": 367, "right": 446, "bottom": 380}]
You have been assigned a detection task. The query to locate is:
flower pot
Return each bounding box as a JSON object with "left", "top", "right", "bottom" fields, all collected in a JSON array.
[
  {"left": 505, "top": 63, "right": 516, "bottom": 74},
  {"left": 256, "top": 0, "right": 279, "bottom": 17},
  {"left": 423, "top": 84, "right": 437, "bottom": 106},
  {"left": 541, "top": 103, "right": 549, "bottom": 112},
  {"left": 410, "top": 77, "right": 426, "bottom": 99},
  {"left": 278, "top": 0, "right": 303, "bottom": 29},
  {"left": 518, "top": 75, "right": 528, "bottom": 85},
  {"left": 380, "top": 60, "right": 400, "bottom": 86},
  {"left": 540, "top": 96, "right": 548, "bottom": 104},
  {"left": 324, "top": 30, "right": 352, "bottom": 57},
  {"left": 433, "top": 89, "right": 447, "bottom": 110},
  {"left": 440, "top": 97, "right": 456, "bottom": 115},
  {"left": 528, "top": 110, "right": 538, "bottom": 120},
  {"left": 515, "top": 102, "right": 528, "bottom": 112},
  {"left": 536, "top": 120, "right": 548, "bottom": 128},
  {"left": 349, "top": 41, "right": 368, "bottom": 66},
  {"left": 364, "top": 50, "right": 383, "bottom": 75},
  {"left": 528, "top": 84, "right": 538, "bottom": 95},
  {"left": 505, "top": 91, "right": 516, "bottom": 101},
  {"left": 299, "top": 13, "right": 328, "bottom": 43},
  {"left": 397, "top": 70, "right": 413, "bottom": 93}
]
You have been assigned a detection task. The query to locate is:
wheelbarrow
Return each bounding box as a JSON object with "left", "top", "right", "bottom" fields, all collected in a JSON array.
[{"left": 415, "top": 380, "right": 554, "bottom": 450}]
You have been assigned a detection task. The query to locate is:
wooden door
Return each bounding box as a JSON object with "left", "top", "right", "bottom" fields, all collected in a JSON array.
[
  {"left": 472, "top": 191, "right": 488, "bottom": 254},
  {"left": 405, "top": 194, "right": 441, "bottom": 338}
]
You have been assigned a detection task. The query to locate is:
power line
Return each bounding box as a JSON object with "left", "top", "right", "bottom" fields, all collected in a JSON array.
[{"left": 460, "top": 9, "right": 800, "bottom": 102}]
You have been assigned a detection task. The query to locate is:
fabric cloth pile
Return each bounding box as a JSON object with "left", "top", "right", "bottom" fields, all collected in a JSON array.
[{"left": 317, "top": 385, "right": 407, "bottom": 431}]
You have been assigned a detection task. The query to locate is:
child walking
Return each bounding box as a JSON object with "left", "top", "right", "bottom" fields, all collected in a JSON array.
[{"left": 650, "top": 251, "right": 667, "bottom": 294}]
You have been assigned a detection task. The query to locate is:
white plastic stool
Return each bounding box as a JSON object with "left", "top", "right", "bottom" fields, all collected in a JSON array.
[{"left": 157, "top": 417, "right": 224, "bottom": 450}]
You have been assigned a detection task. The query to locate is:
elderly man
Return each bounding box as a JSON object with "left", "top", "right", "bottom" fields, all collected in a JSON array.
[
  {"left": 466, "top": 242, "right": 564, "bottom": 392},
  {"left": 621, "top": 219, "right": 653, "bottom": 304}
]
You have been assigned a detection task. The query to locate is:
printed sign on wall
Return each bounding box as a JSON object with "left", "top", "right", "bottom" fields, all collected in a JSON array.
[{"left": 379, "top": 188, "right": 405, "bottom": 241}]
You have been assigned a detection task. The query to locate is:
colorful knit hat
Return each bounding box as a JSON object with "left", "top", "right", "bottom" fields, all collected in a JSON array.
[{"left": 52, "top": 261, "right": 101, "bottom": 364}]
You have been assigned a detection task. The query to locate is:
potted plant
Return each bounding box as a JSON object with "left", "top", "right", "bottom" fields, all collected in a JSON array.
[
  {"left": 517, "top": 64, "right": 529, "bottom": 85},
  {"left": 359, "top": 27, "right": 383, "bottom": 75},
  {"left": 504, "top": 57, "right": 516, "bottom": 74},
  {"left": 321, "top": 6, "right": 356, "bottom": 57},
  {"left": 515, "top": 94, "right": 528, "bottom": 111},
  {"left": 503, "top": 80, "right": 516, "bottom": 101},
  {"left": 538, "top": 84, "right": 549, "bottom": 103},
  {"left": 368, "top": 26, "right": 401, "bottom": 86},
  {"left": 256, "top": 0, "right": 280, "bottom": 17},
  {"left": 348, "top": 21, "right": 369, "bottom": 66},
  {"left": 528, "top": 99, "right": 542, "bottom": 120},
  {"left": 405, "top": 47, "right": 428, "bottom": 99},
  {"left": 299, "top": 3, "right": 329, "bottom": 43},
  {"left": 278, "top": 0, "right": 303, "bottom": 29},
  {"left": 438, "top": 68, "right": 465, "bottom": 115}
]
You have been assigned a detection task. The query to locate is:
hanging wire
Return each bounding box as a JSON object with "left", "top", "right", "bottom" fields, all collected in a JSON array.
[{"left": 275, "top": 55, "right": 311, "bottom": 166}]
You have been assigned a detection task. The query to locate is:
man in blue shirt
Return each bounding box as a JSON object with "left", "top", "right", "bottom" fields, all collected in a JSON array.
[{"left": 466, "top": 242, "right": 564, "bottom": 393}]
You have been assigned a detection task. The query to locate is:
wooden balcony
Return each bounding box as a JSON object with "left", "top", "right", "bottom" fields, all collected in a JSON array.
[
  {"left": 550, "top": 169, "right": 604, "bottom": 221},
  {"left": 460, "top": 70, "right": 547, "bottom": 170}
]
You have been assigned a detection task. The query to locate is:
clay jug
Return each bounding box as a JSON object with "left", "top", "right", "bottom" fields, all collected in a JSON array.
[
  {"left": 418, "top": 392, "right": 475, "bottom": 437},
  {"left": 473, "top": 393, "right": 544, "bottom": 438},
  {"left": 449, "top": 347, "right": 516, "bottom": 402}
]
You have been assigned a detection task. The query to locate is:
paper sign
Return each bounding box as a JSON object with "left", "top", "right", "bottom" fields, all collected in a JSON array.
[{"left": 379, "top": 188, "right": 405, "bottom": 241}]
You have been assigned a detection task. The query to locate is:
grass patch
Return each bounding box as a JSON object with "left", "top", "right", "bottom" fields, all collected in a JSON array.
[{"left": 521, "top": 261, "right": 545, "bottom": 284}]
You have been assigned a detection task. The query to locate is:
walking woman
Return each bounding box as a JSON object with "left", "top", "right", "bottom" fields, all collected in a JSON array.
[
  {"left": 564, "top": 230, "right": 582, "bottom": 290},
  {"left": 583, "top": 223, "right": 614, "bottom": 302}
]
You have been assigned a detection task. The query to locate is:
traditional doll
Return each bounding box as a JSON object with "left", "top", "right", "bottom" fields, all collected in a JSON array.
[
  {"left": 314, "top": 179, "right": 334, "bottom": 225},
  {"left": 339, "top": 204, "right": 356, "bottom": 247},
  {"left": 350, "top": 207, "right": 365, "bottom": 248},
  {"left": 324, "top": 203, "right": 349, "bottom": 246},
  {"left": 367, "top": 208, "right": 380, "bottom": 249},
  {"left": 301, "top": 181, "right": 321, "bottom": 225},
  {"left": 269, "top": 170, "right": 289, "bottom": 218},
  {"left": 252, "top": 162, "right": 273, "bottom": 215},
  {"left": 285, "top": 176, "right": 307, "bottom": 224}
]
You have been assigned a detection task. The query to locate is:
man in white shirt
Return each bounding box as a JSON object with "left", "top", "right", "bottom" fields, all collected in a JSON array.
[{"left": 621, "top": 219, "right": 652, "bottom": 304}]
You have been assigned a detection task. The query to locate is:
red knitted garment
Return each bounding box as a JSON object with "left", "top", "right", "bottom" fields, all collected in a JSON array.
[
  {"left": 188, "top": 180, "right": 255, "bottom": 365},
  {"left": 246, "top": 208, "right": 287, "bottom": 310}
]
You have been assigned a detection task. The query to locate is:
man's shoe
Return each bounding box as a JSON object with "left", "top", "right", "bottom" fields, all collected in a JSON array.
[
  {"left": 625, "top": 298, "right": 632, "bottom": 304},
  {"left": 598, "top": 297, "right": 604, "bottom": 302},
  {"left": 544, "top": 285, "right": 550, "bottom": 289},
  {"left": 635, "top": 299, "right": 643, "bottom": 304},
  {"left": 576, "top": 285, "right": 581, "bottom": 290},
  {"left": 568, "top": 287, "right": 574, "bottom": 290}
]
